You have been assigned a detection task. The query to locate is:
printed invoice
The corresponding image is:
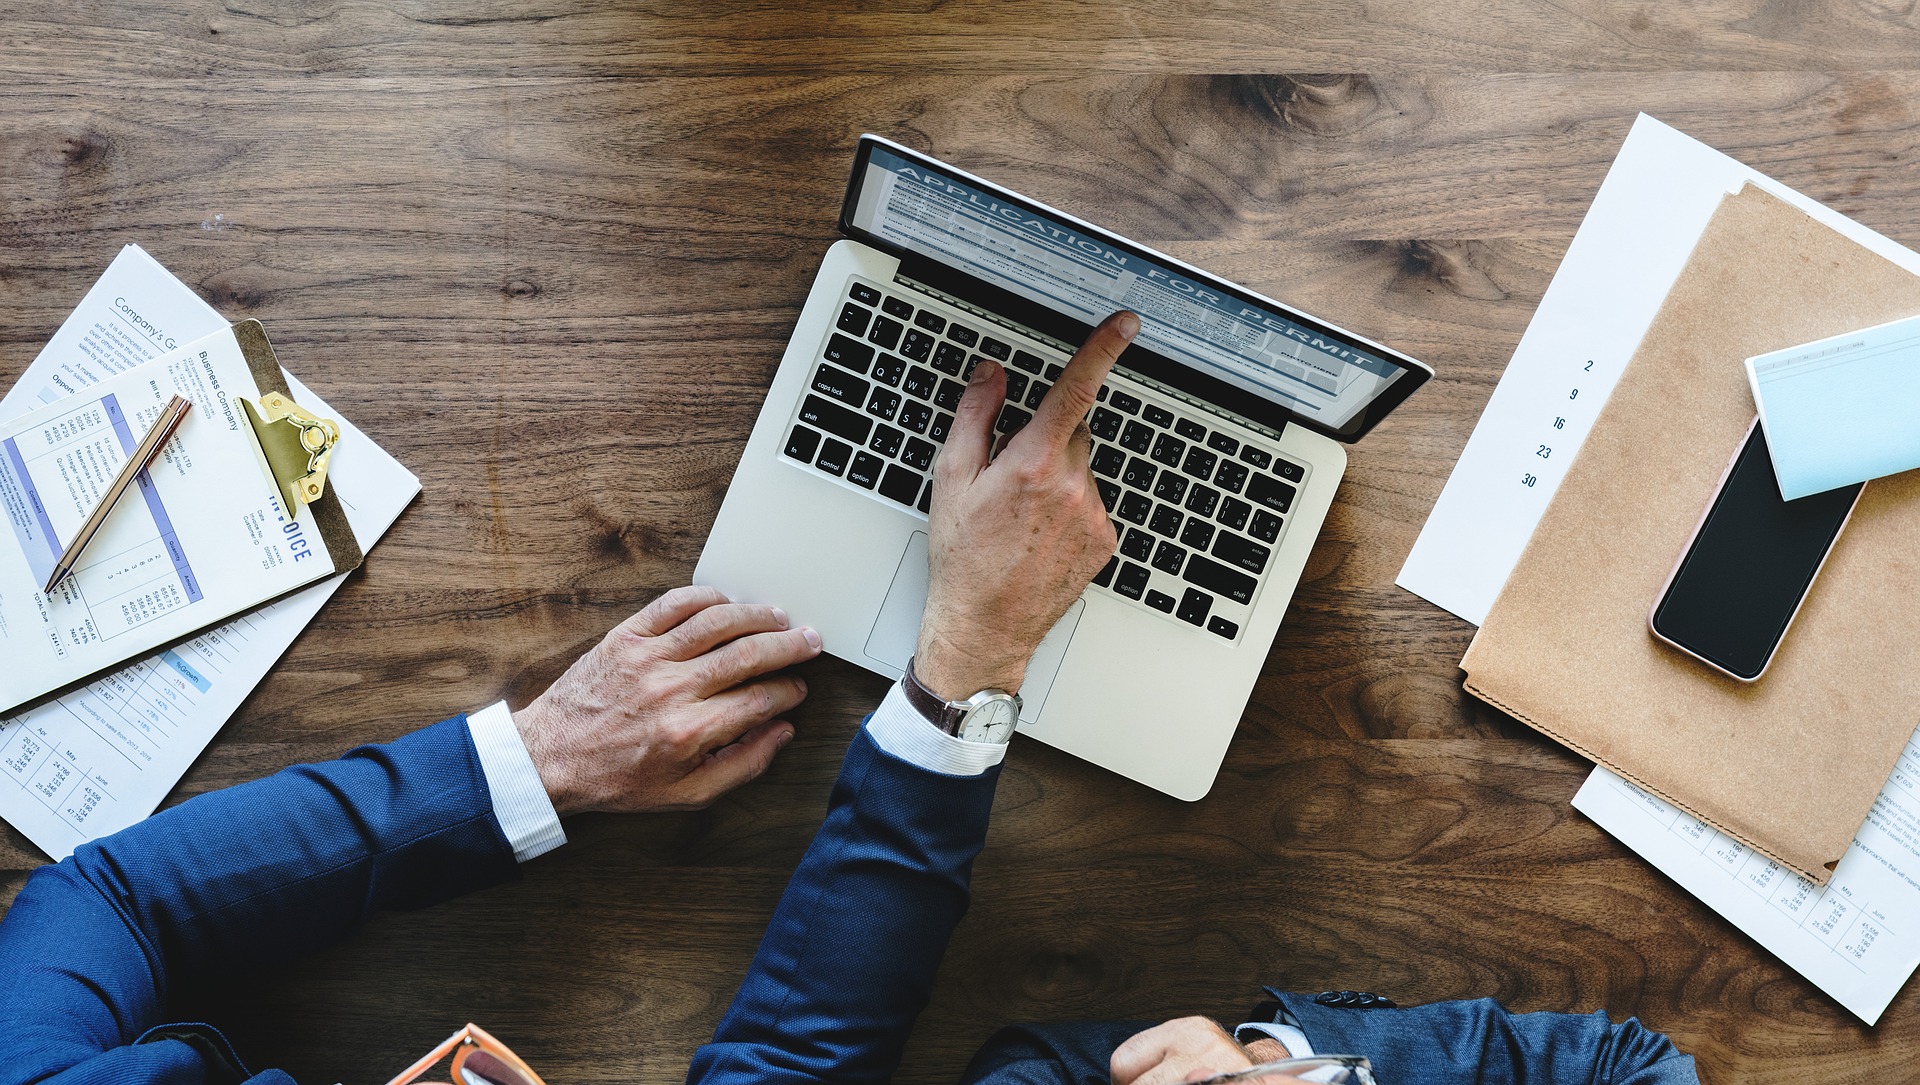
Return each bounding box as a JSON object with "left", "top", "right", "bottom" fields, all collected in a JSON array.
[{"left": 0, "top": 328, "right": 348, "bottom": 711}]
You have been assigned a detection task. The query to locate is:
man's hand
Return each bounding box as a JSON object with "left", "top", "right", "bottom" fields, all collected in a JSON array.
[
  {"left": 1111, "top": 1017, "right": 1297, "bottom": 1085},
  {"left": 915, "top": 310, "right": 1139, "bottom": 700},
  {"left": 512, "top": 585, "right": 822, "bottom": 817}
]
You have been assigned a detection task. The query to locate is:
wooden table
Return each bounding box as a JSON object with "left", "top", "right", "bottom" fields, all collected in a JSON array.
[{"left": 3, "top": 4, "right": 1916, "bottom": 1081}]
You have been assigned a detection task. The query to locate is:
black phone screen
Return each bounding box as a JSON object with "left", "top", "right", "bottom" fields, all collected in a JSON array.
[{"left": 1651, "top": 423, "right": 1862, "bottom": 680}]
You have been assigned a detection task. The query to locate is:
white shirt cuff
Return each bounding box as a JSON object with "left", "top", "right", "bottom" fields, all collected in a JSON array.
[
  {"left": 466, "top": 701, "right": 567, "bottom": 862},
  {"left": 1233, "top": 1021, "right": 1315, "bottom": 1060},
  {"left": 864, "top": 682, "right": 1010, "bottom": 776}
]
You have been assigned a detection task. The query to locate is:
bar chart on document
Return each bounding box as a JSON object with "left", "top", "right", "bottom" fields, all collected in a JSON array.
[{"left": 0, "top": 612, "right": 282, "bottom": 855}]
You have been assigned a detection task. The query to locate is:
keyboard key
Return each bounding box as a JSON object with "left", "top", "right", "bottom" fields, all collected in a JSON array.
[
  {"left": 1097, "top": 386, "right": 1109, "bottom": 401},
  {"left": 838, "top": 302, "right": 872, "bottom": 335},
  {"left": 965, "top": 355, "right": 987, "bottom": 379},
  {"left": 868, "top": 315, "right": 903, "bottom": 350},
  {"left": 1143, "top": 403, "right": 1174, "bottom": 428},
  {"left": 904, "top": 366, "right": 937, "bottom": 400},
  {"left": 824, "top": 333, "right": 874, "bottom": 373},
  {"left": 1024, "top": 381, "right": 1049, "bottom": 409},
  {"left": 1207, "top": 432, "right": 1239, "bottom": 455},
  {"left": 879, "top": 463, "right": 923, "bottom": 505},
  {"left": 901, "top": 437, "right": 936, "bottom": 471},
  {"left": 1121, "top": 456, "right": 1157, "bottom": 491},
  {"left": 865, "top": 388, "right": 901, "bottom": 421},
  {"left": 802, "top": 394, "right": 873, "bottom": 444},
  {"left": 784, "top": 424, "right": 821, "bottom": 462},
  {"left": 1218, "top": 496, "right": 1251, "bottom": 530},
  {"left": 869, "top": 424, "right": 904, "bottom": 458},
  {"left": 1274, "top": 457, "right": 1306, "bottom": 483},
  {"left": 1145, "top": 589, "right": 1176, "bottom": 613},
  {"left": 1175, "top": 418, "right": 1207, "bottom": 441},
  {"left": 812, "top": 363, "right": 870, "bottom": 408},
  {"left": 1213, "top": 460, "right": 1250, "bottom": 493},
  {"left": 996, "top": 405, "right": 1031, "bottom": 434},
  {"left": 1184, "top": 484, "right": 1220, "bottom": 517},
  {"left": 1150, "top": 433, "right": 1186, "bottom": 468},
  {"left": 981, "top": 336, "right": 1011, "bottom": 360},
  {"left": 1207, "top": 615, "right": 1239, "bottom": 639},
  {"left": 900, "top": 401, "right": 934, "bottom": 434},
  {"left": 948, "top": 324, "right": 979, "bottom": 347},
  {"left": 1151, "top": 540, "right": 1187, "bottom": 574},
  {"left": 1114, "top": 561, "right": 1151, "bottom": 600},
  {"left": 850, "top": 282, "right": 881, "bottom": 305},
  {"left": 871, "top": 354, "right": 905, "bottom": 386},
  {"left": 1212, "top": 530, "right": 1271, "bottom": 574},
  {"left": 918, "top": 481, "right": 932, "bottom": 513},
  {"left": 882, "top": 295, "right": 914, "bottom": 319},
  {"left": 1182, "top": 447, "right": 1218, "bottom": 480},
  {"left": 1092, "top": 445, "right": 1126, "bottom": 478},
  {"left": 1119, "top": 421, "right": 1154, "bottom": 454},
  {"left": 1044, "top": 363, "right": 1065, "bottom": 382},
  {"left": 1118, "top": 491, "right": 1152, "bottom": 525},
  {"left": 1002, "top": 371, "right": 1030, "bottom": 403},
  {"left": 848, "top": 451, "right": 883, "bottom": 489},
  {"left": 1120, "top": 528, "right": 1155, "bottom": 560},
  {"left": 1179, "top": 518, "right": 1215, "bottom": 550},
  {"left": 935, "top": 378, "right": 966, "bottom": 411},
  {"left": 1010, "top": 348, "right": 1044, "bottom": 373},
  {"left": 900, "top": 329, "right": 935, "bottom": 361},
  {"left": 1239, "top": 446, "right": 1272, "bottom": 469},
  {"left": 932, "top": 341, "right": 968, "bottom": 375},
  {"left": 928, "top": 412, "right": 954, "bottom": 443},
  {"left": 1093, "top": 556, "right": 1118, "bottom": 588},
  {"left": 1109, "top": 390, "right": 1142, "bottom": 415},
  {"left": 1247, "top": 473, "right": 1296, "bottom": 514},
  {"left": 1152, "top": 472, "right": 1189, "bottom": 504},
  {"left": 1096, "top": 479, "right": 1120, "bottom": 510},
  {"left": 1149, "top": 504, "right": 1184, "bottom": 538},
  {"left": 1250, "top": 510, "right": 1283, "bottom": 543},
  {"left": 914, "top": 310, "right": 947, "bottom": 333},
  {"left": 1090, "top": 407, "right": 1122, "bottom": 441},
  {"left": 1184, "top": 553, "right": 1255, "bottom": 605},
  {"left": 1176, "top": 588, "right": 1212, "bottom": 626},
  {"left": 815, "top": 438, "right": 852, "bottom": 477}
]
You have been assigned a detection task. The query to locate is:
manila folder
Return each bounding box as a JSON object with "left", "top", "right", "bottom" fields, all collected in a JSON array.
[{"left": 1462, "top": 185, "right": 1920, "bottom": 884}]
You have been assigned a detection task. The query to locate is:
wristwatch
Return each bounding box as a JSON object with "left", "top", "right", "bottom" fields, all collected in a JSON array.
[{"left": 901, "top": 657, "right": 1022, "bottom": 744}]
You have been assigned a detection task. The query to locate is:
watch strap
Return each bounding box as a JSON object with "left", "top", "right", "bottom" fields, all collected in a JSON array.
[{"left": 901, "top": 657, "right": 965, "bottom": 735}]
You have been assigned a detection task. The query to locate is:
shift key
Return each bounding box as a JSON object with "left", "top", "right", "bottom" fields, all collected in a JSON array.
[
  {"left": 1183, "top": 554, "right": 1256, "bottom": 605},
  {"left": 800, "top": 393, "right": 872, "bottom": 444}
]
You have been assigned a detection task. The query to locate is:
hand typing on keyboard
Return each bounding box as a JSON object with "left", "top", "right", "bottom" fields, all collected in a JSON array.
[{"left": 915, "top": 310, "right": 1140, "bottom": 700}]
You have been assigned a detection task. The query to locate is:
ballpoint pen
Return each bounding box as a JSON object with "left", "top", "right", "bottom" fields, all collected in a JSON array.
[{"left": 42, "top": 394, "right": 193, "bottom": 594}]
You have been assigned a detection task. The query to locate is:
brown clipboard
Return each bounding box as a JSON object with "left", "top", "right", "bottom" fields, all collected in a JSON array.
[
  {"left": 1462, "top": 185, "right": 1920, "bottom": 883},
  {"left": 230, "top": 320, "right": 362, "bottom": 575}
]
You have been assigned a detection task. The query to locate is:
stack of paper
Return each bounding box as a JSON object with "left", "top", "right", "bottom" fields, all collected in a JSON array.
[{"left": 0, "top": 246, "right": 419, "bottom": 860}]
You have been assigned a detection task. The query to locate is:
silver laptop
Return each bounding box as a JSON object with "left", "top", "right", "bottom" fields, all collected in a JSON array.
[{"left": 696, "top": 135, "right": 1430, "bottom": 800}]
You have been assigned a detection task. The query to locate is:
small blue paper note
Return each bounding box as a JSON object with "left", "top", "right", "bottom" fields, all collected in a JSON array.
[{"left": 1747, "top": 313, "right": 1920, "bottom": 500}]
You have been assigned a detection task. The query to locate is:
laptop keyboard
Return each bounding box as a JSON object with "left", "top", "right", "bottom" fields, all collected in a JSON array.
[{"left": 780, "top": 277, "right": 1310, "bottom": 643}]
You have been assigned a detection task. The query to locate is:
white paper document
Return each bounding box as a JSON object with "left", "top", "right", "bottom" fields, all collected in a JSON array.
[
  {"left": 1573, "top": 740, "right": 1920, "bottom": 1025},
  {"left": 1393, "top": 118, "right": 1920, "bottom": 1020},
  {"left": 1396, "top": 114, "right": 1920, "bottom": 626},
  {"left": 0, "top": 245, "right": 418, "bottom": 859}
]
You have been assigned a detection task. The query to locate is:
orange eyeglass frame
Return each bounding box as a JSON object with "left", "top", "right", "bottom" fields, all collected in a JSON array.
[{"left": 381, "top": 1023, "right": 547, "bottom": 1085}]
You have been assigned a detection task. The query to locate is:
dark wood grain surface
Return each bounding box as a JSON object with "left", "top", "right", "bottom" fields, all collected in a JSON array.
[{"left": 4, "top": 5, "right": 1919, "bottom": 1082}]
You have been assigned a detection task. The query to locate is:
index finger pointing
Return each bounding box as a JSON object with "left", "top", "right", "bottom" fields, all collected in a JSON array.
[{"left": 1024, "top": 310, "right": 1140, "bottom": 447}]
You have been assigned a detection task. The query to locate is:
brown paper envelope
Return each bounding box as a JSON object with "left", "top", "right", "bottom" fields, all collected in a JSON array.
[{"left": 1462, "top": 185, "right": 1920, "bottom": 883}]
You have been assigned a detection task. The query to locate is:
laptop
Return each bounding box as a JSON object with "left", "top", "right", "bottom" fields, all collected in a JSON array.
[{"left": 696, "top": 135, "right": 1430, "bottom": 800}]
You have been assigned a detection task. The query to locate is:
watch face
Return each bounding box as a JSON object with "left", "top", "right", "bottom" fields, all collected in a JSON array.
[{"left": 960, "top": 695, "right": 1020, "bottom": 742}]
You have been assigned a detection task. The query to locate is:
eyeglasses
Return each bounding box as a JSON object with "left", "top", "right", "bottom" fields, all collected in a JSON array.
[
  {"left": 381, "top": 1024, "right": 547, "bottom": 1085},
  {"left": 1191, "top": 1054, "right": 1377, "bottom": 1085}
]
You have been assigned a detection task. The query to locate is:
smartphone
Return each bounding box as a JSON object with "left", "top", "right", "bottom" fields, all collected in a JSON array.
[{"left": 1649, "top": 417, "right": 1863, "bottom": 682}]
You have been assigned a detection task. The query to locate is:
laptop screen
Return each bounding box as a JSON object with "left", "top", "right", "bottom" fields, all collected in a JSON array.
[{"left": 840, "top": 139, "right": 1427, "bottom": 439}]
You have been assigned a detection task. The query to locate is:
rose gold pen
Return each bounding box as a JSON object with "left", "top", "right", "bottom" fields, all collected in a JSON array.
[{"left": 42, "top": 395, "right": 193, "bottom": 594}]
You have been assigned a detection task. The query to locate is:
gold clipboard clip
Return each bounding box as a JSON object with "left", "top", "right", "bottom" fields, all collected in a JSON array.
[{"left": 241, "top": 391, "right": 341, "bottom": 511}]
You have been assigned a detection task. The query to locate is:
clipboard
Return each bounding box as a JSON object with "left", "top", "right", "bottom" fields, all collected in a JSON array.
[{"left": 230, "top": 320, "right": 362, "bottom": 574}]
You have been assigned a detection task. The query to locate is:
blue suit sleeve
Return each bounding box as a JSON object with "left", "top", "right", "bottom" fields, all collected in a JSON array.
[
  {"left": 687, "top": 721, "right": 1001, "bottom": 1085},
  {"left": 0, "top": 716, "right": 520, "bottom": 1085}
]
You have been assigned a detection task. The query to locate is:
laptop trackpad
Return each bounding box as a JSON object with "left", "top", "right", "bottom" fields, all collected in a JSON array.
[{"left": 863, "top": 530, "right": 1081, "bottom": 722}]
